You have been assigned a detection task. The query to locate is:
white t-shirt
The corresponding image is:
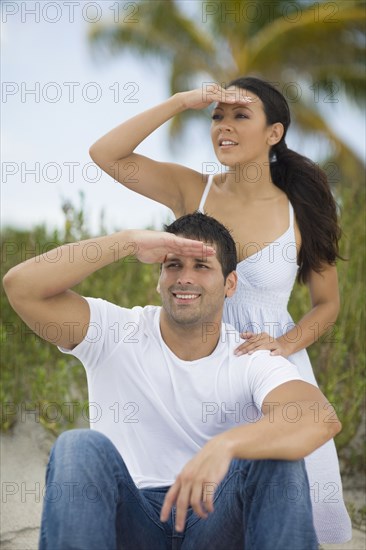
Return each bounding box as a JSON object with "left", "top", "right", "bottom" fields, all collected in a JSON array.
[{"left": 60, "top": 298, "right": 304, "bottom": 488}]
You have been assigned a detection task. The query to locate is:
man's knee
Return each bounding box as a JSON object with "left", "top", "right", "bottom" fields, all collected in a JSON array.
[
  {"left": 248, "top": 458, "right": 306, "bottom": 477},
  {"left": 244, "top": 459, "right": 310, "bottom": 505},
  {"left": 51, "top": 429, "right": 112, "bottom": 463},
  {"left": 229, "top": 457, "right": 306, "bottom": 479},
  {"left": 267, "top": 458, "right": 308, "bottom": 485}
]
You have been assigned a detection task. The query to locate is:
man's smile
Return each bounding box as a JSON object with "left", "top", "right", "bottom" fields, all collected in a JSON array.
[{"left": 171, "top": 290, "right": 202, "bottom": 304}]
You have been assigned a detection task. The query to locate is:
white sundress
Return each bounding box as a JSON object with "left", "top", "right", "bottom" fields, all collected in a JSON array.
[{"left": 197, "top": 174, "right": 352, "bottom": 544}]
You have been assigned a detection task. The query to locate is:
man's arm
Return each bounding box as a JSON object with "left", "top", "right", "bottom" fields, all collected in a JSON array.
[
  {"left": 3, "top": 230, "right": 215, "bottom": 350},
  {"left": 161, "top": 380, "right": 341, "bottom": 531},
  {"left": 222, "top": 380, "right": 341, "bottom": 460}
]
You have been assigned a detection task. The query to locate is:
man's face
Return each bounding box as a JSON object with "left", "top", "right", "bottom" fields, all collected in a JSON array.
[{"left": 158, "top": 250, "right": 236, "bottom": 327}]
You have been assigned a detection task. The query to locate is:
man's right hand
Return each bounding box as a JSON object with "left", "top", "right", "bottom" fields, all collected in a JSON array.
[{"left": 130, "top": 230, "right": 216, "bottom": 264}]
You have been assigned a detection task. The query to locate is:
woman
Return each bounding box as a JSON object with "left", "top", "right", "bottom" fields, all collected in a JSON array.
[{"left": 89, "top": 77, "right": 351, "bottom": 543}]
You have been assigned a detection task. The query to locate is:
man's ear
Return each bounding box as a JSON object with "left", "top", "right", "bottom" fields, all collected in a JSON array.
[
  {"left": 156, "top": 264, "right": 163, "bottom": 294},
  {"left": 224, "top": 271, "right": 237, "bottom": 298}
]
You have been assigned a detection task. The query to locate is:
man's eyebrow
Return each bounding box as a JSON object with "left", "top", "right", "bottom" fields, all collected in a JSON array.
[
  {"left": 163, "top": 257, "right": 180, "bottom": 263},
  {"left": 163, "top": 257, "right": 212, "bottom": 263},
  {"left": 193, "top": 257, "right": 211, "bottom": 263}
]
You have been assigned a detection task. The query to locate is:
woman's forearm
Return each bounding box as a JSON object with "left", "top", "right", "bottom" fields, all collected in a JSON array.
[
  {"left": 89, "top": 93, "right": 186, "bottom": 162},
  {"left": 279, "top": 301, "right": 340, "bottom": 356}
]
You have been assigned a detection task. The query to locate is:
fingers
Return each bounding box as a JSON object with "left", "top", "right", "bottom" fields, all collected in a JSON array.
[
  {"left": 240, "top": 331, "right": 255, "bottom": 338},
  {"left": 160, "top": 482, "right": 180, "bottom": 523},
  {"left": 206, "top": 84, "right": 254, "bottom": 106},
  {"left": 201, "top": 481, "right": 215, "bottom": 514},
  {"left": 160, "top": 478, "right": 214, "bottom": 533},
  {"left": 235, "top": 332, "right": 262, "bottom": 355},
  {"left": 180, "top": 240, "right": 216, "bottom": 256},
  {"left": 169, "top": 236, "right": 216, "bottom": 257},
  {"left": 175, "top": 484, "right": 192, "bottom": 532},
  {"left": 234, "top": 333, "right": 279, "bottom": 356},
  {"left": 190, "top": 481, "right": 209, "bottom": 520},
  {"left": 223, "top": 92, "right": 253, "bottom": 104},
  {"left": 217, "top": 87, "right": 254, "bottom": 105}
]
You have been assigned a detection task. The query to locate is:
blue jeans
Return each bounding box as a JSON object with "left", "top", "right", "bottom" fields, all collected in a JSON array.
[{"left": 39, "top": 430, "right": 317, "bottom": 550}]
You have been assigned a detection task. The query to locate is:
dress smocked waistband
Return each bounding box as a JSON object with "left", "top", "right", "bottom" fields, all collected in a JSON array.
[{"left": 226, "top": 287, "right": 290, "bottom": 310}]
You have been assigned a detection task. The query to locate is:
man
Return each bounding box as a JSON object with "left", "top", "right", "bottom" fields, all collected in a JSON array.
[{"left": 3, "top": 213, "right": 341, "bottom": 550}]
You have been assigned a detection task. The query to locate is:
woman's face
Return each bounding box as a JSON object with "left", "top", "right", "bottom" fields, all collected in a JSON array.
[{"left": 210, "top": 87, "right": 276, "bottom": 167}]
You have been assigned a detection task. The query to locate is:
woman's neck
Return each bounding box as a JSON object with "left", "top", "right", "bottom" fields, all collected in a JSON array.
[{"left": 219, "top": 161, "right": 280, "bottom": 200}]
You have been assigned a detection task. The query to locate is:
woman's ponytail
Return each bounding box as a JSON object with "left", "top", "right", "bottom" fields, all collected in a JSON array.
[{"left": 271, "top": 140, "right": 342, "bottom": 283}]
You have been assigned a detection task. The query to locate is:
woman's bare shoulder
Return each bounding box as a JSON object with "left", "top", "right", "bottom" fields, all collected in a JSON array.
[{"left": 171, "top": 166, "right": 209, "bottom": 217}]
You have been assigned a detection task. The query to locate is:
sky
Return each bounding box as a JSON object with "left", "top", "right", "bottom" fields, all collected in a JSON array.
[{"left": 1, "top": 0, "right": 365, "bottom": 235}]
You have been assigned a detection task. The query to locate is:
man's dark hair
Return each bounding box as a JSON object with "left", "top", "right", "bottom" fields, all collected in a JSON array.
[{"left": 164, "top": 212, "right": 237, "bottom": 279}]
